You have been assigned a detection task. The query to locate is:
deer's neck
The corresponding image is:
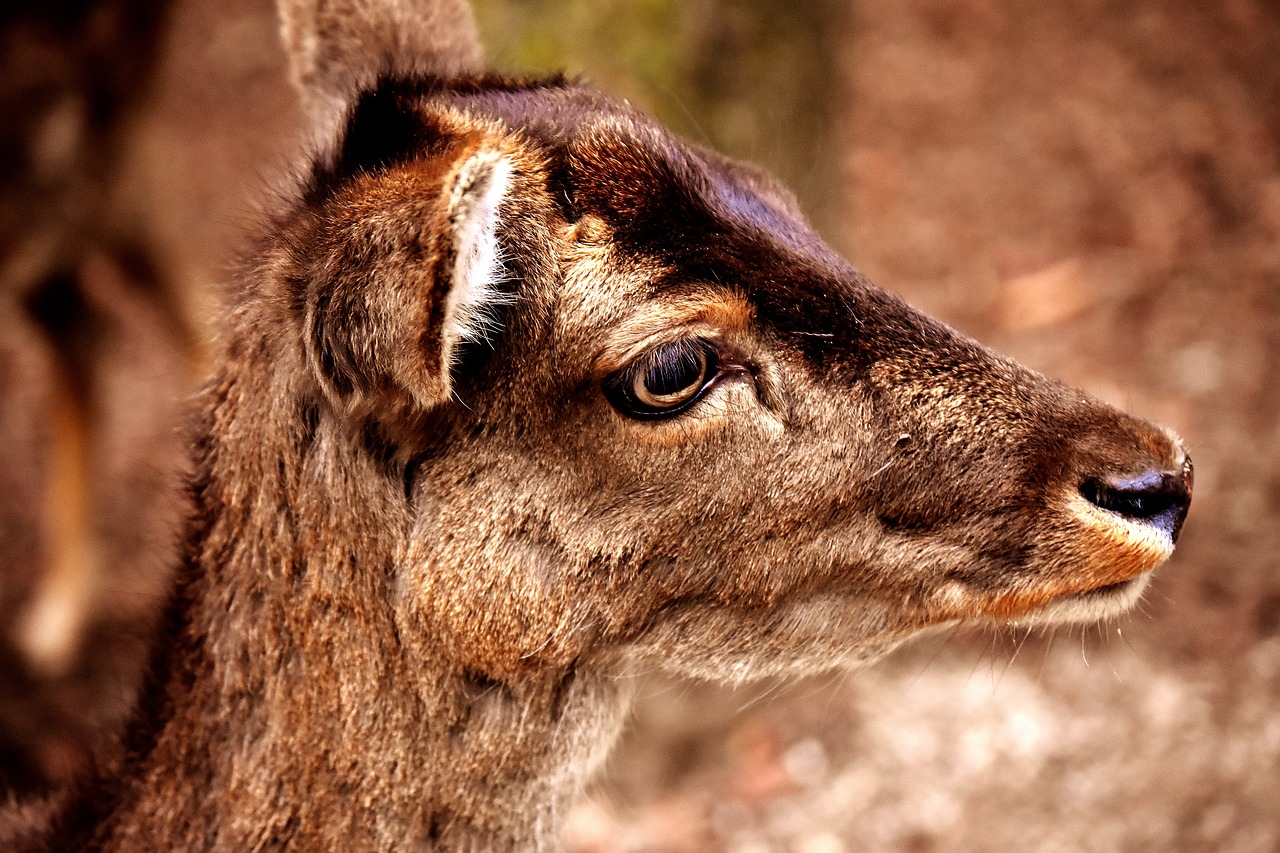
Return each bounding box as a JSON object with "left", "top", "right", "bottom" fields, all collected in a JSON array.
[{"left": 60, "top": 357, "right": 631, "bottom": 851}]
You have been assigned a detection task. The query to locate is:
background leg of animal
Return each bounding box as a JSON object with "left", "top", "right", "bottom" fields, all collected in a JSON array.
[{"left": 17, "top": 343, "right": 93, "bottom": 679}]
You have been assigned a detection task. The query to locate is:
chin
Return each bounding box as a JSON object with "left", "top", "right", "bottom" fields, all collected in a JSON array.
[{"left": 1014, "top": 571, "right": 1154, "bottom": 626}]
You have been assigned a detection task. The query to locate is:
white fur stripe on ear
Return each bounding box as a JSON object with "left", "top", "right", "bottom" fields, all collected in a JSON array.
[{"left": 443, "top": 150, "right": 515, "bottom": 361}]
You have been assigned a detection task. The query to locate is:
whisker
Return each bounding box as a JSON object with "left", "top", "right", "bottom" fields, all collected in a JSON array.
[
  {"left": 906, "top": 631, "right": 952, "bottom": 691},
  {"left": 1036, "top": 629, "right": 1057, "bottom": 686},
  {"left": 995, "top": 625, "right": 1034, "bottom": 690}
]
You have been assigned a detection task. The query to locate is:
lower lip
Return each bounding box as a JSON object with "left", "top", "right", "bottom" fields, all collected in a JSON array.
[
  {"left": 1027, "top": 572, "right": 1152, "bottom": 625},
  {"left": 1071, "top": 576, "right": 1142, "bottom": 600}
]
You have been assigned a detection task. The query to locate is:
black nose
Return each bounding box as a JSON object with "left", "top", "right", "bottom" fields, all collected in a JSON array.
[{"left": 1080, "top": 455, "right": 1193, "bottom": 542}]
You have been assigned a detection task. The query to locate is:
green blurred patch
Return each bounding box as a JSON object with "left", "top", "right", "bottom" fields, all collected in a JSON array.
[{"left": 472, "top": 0, "right": 848, "bottom": 236}]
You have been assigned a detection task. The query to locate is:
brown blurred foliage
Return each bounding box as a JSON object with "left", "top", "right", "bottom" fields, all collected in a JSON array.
[{"left": 2, "top": 0, "right": 1277, "bottom": 848}]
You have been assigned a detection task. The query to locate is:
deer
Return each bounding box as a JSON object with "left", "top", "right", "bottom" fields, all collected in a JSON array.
[
  {"left": 5, "top": 0, "right": 1192, "bottom": 848},
  {"left": 0, "top": 0, "right": 188, "bottom": 797}
]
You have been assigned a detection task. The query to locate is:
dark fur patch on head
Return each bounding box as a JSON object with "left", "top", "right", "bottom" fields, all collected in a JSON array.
[{"left": 306, "top": 73, "right": 571, "bottom": 203}]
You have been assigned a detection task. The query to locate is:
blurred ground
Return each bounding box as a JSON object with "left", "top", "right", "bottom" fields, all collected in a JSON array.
[{"left": 4, "top": 0, "right": 1279, "bottom": 848}]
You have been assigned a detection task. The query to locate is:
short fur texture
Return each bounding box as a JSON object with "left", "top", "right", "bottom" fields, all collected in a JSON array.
[{"left": 14, "top": 1, "right": 1191, "bottom": 850}]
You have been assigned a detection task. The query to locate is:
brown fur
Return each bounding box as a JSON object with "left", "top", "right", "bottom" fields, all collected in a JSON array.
[{"left": 13, "top": 1, "right": 1190, "bottom": 849}]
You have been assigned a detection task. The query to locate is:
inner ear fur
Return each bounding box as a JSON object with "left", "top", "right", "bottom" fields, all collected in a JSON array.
[{"left": 302, "top": 117, "right": 514, "bottom": 422}]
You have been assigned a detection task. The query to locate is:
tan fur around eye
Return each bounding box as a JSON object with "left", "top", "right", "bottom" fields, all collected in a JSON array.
[{"left": 595, "top": 291, "right": 755, "bottom": 375}]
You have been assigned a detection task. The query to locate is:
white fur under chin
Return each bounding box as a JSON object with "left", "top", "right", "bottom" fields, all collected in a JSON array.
[
  {"left": 445, "top": 152, "right": 515, "bottom": 356},
  {"left": 1018, "top": 571, "right": 1153, "bottom": 626}
]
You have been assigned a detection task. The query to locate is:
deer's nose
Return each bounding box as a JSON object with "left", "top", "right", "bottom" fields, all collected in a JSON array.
[{"left": 1079, "top": 455, "right": 1193, "bottom": 542}]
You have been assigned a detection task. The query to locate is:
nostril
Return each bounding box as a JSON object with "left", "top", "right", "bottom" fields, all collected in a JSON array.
[
  {"left": 1080, "top": 456, "right": 1193, "bottom": 542},
  {"left": 1080, "top": 475, "right": 1181, "bottom": 519}
]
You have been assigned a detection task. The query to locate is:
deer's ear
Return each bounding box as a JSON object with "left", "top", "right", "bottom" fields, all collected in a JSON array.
[
  {"left": 278, "top": 0, "right": 483, "bottom": 146},
  {"left": 303, "top": 134, "right": 514, "bottom": 417}
]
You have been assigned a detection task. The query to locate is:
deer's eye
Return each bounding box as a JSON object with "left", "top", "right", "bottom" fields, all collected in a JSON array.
[{"left": 606, "top": 339, "right": 720, "bottom": 419}]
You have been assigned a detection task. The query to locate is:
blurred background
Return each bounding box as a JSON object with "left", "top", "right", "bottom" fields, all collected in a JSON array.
[{"left": 1, "top": 0, "right": 1277, "bottom": 849}]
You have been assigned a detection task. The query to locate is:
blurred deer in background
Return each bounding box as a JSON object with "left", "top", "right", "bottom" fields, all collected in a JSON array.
[
  {"left": 0, "top": 0, "right": 189, "bottom": 797},
  {"left": 5, "top": 0, "right": 1190, "bottom": 848}
]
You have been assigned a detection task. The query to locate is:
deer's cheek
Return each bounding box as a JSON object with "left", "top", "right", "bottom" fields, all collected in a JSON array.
[{"left": 396, "top": 547, "right": 589, "bottom": 678}]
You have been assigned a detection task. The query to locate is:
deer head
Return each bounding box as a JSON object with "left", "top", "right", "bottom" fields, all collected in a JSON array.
[{"left": 266, "top": 64, "right": 1191, "bottom": 686}]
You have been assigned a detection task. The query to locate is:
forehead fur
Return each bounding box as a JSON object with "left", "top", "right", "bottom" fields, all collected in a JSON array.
[
  {"left": 313, "top": 75, "right": 942, "bottom": 375},
  {"left": 364, "top": 76, "right": 841, "bottom": 273},
  {"left": 450, "top": 83, "right": 871, "bottom": 348}
]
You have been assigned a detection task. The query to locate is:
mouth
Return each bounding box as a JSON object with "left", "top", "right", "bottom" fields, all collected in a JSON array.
[
  {"left": 1014, "top": 571, "right": 1153, "bottom": 626},
  {"left": 920, "top": 467, "right": 1185, "bottom": 629},
  {"left": 926, "top": 569, "right": 1155, "bottom": 629}
]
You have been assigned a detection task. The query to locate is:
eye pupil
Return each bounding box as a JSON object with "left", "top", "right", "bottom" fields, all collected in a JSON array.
[
  {"left": 605, "top": 339, "right": 720, "bottom": 419},
  {"left": 643, "top": 346, "right": 704, "bottom": 400}
]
